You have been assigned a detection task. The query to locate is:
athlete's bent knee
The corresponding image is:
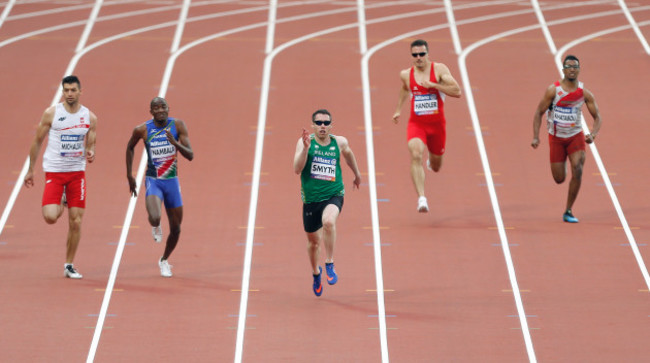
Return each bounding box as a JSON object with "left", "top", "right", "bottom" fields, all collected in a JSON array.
[
  {"left": 322, "top": 218, "right": 336, "bottom": 232},
  {"left": 148, "top": 215, "right": 161, "bottom": 227}
]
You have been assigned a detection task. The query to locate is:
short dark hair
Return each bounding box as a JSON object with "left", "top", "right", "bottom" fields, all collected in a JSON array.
[
  {"left": 150, "top": 96, "right": 168, "bottom": 109},
  {"left": 62, "top": 75, "right": 81, "bottom": 89},
  {"left": 410, "top": 39, "right": 429, "bottom": 51},
  {"left": 312, "top": 109, "right": 332, "bottom": 122},
  {"left": 563, "top": 54, "right": 579, "bottom": 66}
]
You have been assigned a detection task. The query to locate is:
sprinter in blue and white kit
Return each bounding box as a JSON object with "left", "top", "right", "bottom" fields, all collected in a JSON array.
[{"left": 126, "top": 97, "right": 194, "bottom": 277}]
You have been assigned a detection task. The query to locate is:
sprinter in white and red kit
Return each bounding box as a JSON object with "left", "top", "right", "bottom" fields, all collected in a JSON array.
[
  {"left": 532, "top": 55, "right": 602, "bottom": 223},
  {"left": 24, "top": 75, "right": 98, "bottom": 279}
]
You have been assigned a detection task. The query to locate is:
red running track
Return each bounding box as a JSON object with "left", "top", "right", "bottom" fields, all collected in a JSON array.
[{"left": 0, "top": 1, "right": 649, "bottom": 362}]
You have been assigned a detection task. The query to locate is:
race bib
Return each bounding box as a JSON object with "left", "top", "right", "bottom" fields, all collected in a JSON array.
[
  {"left": 414, "top": 94, "right": 438, "bottom": 115},
  {"left": 60, "top": 134, "right": 84, "bottom": 157},
  {"left": 310, "top": 156, "right": 336, "bottom": 181},
  {"left": 552, "top": 106, "right": 578, "bottom": 126},
  {"left": 149, "top": 139, "right": 176, "bottom": 164}
]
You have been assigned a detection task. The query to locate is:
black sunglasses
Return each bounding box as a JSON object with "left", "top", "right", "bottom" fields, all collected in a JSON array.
[
  {"left": 313, "top": 120, "right": 331, "bottom": 126},
  {"left": 411, "top": 52, "right": 427, "bottom": 58}
]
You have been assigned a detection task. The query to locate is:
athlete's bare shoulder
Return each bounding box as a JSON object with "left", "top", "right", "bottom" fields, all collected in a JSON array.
[{"left": 131, "top": 122, "right": 149, "bottom": 139}]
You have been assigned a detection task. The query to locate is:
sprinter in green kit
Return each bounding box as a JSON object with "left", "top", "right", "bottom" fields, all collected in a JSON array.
[{"left": 293, "top": 109, "right": 362, "bottom": 297}]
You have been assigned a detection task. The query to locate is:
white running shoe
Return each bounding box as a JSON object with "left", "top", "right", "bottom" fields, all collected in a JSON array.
[
  {"left": 159, "top": 258, "right": 172, "bottom": 277},
  {"left": 417, "top": 196, "right": 429, "bottom": 213},
  {"left": 152, "top": 225, "right": 163, "bottom": 243},
  {"left": 64, "top": 264, "right": 83, "bottom": 279}
]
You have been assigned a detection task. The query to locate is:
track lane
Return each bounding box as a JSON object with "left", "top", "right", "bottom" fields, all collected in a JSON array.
[
  {"left": 2, "top": 1, "right": 649, "bottom": 361},
  {"left": 239, "top": 3, "right": 381, "bottom": 361},
  {"left": 0, "top": 2, "right": 193, "bottom": 361},
  {"left": 460, "top": 2, "right": 650, "bottom": 361},
  {"left": 364, "top": 8, "right": 531, "bottom": 363}
]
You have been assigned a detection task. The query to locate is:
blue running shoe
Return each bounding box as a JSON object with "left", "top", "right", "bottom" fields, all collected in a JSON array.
[
  {"left": 563, "top": 210, "right": 579, "bottom": 223},
  {"left": 313, "top": 266, "right": 323, "bottom": 297},
  {"left": 325, "top": 262, "right": 337, "bottom": 285}
]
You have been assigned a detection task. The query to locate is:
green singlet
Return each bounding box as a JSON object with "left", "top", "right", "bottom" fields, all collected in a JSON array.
[{"left": 300, "top": 134, "right": 344, "bottom": 203}]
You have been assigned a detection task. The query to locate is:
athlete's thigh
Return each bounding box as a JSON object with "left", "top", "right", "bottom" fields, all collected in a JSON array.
[
  {"left": 65, "top": 171, "right": 86, "bottom": 209},
  {"left": 548, "top": 134, "right": 568, "bottom": 163},
  {"left": 425, "top": 123, "right": 446, "bottom": 156},
  {"left": 161, "top": 178, "right": 183, "bottom": 209},
  {"left": 566, "top": 133, "right": 586, "bottom": 160},
  {"left": 322, "top": 203, "right": 341, "bottom": 223},
  {"left": 42, "top": 172, "right": 65, "bottom": 206},
  {"left": 145, "top": 194, "right": 163, "bottom": 219},
  {"left": 407, "top": 122, "right": 427, "bottom": 150},
  {"left": 303, "top": 201, "right": 325, "bottom": 233}
]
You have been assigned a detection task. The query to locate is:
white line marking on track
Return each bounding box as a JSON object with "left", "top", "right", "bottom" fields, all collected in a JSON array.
[
  {"left": 0, "top": 0, "right": 16, "bottom": 31},
  {"left": 616, "top": 0, "right": 650, "bottom": 54}
]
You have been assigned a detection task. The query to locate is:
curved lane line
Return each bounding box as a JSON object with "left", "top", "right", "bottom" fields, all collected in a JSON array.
[
  {"left": 3, "top": 0, "right": 142, "bottom": 22},
  {"left": 616, "top": 0, "right": 650, "bottom": 54}
]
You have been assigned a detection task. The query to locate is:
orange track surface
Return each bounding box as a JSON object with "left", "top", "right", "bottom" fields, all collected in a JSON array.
[{"left": 0, "top": 1, "right": 649, "bottom": 362}]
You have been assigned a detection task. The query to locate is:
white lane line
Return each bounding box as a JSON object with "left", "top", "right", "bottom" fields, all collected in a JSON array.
[
  {"left": 529, "top": 0, "right": 557, "bottom": 54},
  {"left": 357, "top": 1, "right": 388, "bottom": 360},
  {"left": 616, "top": 0, "right": 650, "bottom": 54},
  {"left": 443, "top": 0, "right": 461, "bottom": 55},
  {"left": 458, "top": 26, "right": 540, "bottom": 363},
  {"left": 0, "top": 0, "right": 16, "bottom": 31},
  {"left": 553, "top": 20, "right": 650, "bottom": 292},
  {"left": 356, "top": 0, "right": 368, "bottom": 54},
  {"left": 3, "top": 0, "right": 141, "bottom": 22},
  {"left": 74, "top": 1, "right": 103, "bottom": 53},
  {"left": 0, "top": 1, "right": 236, "bottom": 50},
  {"left": 170, "top": 0, "right": 191, "bottom": 53},
  {"left": 264, "top": 0, "right": 277, "bottom": 54},
  {"left": 86, "top": 1, "right": 191, "bottom": 361}
]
